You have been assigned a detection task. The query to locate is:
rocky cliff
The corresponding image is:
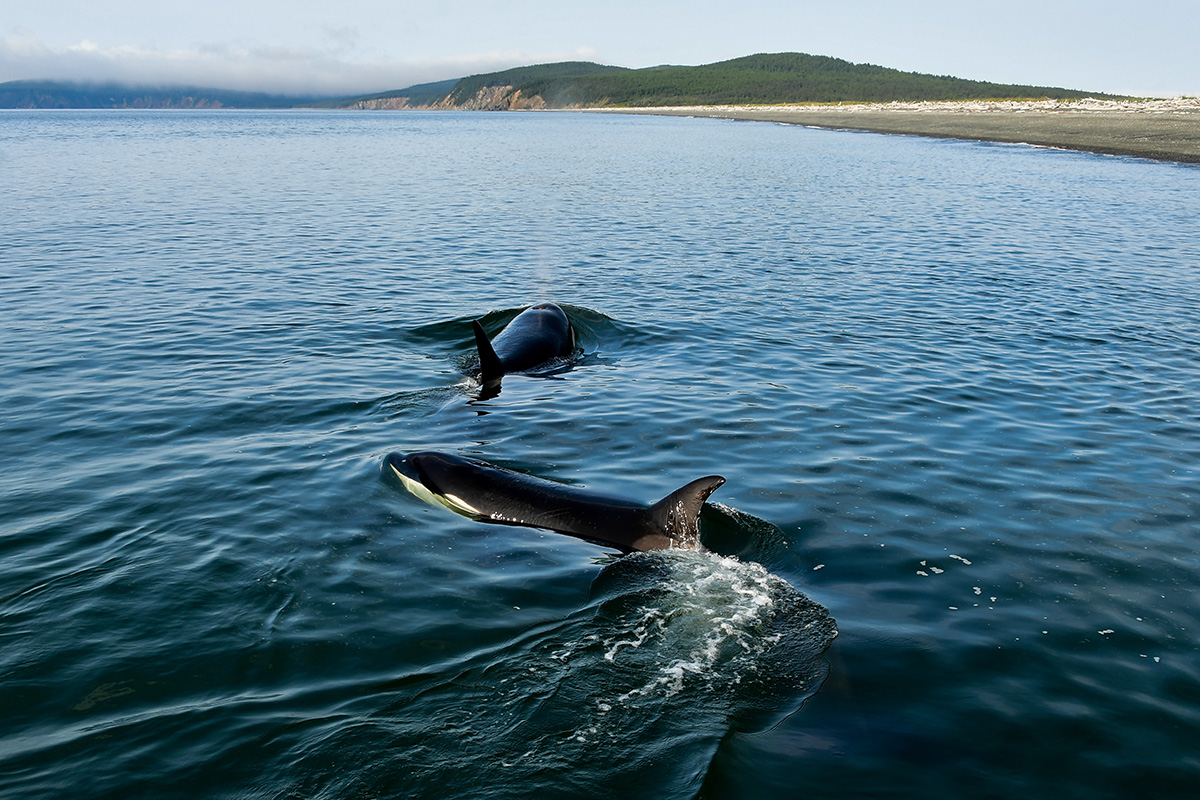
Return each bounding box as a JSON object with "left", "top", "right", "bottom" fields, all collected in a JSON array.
[
  {"left": 426, "top": 85, "right": 546, "bottom": 111},
  {"left": 348, "top": 96, "right": 415, "bottom": 110}
]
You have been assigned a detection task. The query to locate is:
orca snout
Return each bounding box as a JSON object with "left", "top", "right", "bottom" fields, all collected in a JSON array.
[
  {"left": 384, "top": 451, "right": 453, "bottom": 484},
  {"left": 384, "top": 452, "right": 418, "bottom": 481}
]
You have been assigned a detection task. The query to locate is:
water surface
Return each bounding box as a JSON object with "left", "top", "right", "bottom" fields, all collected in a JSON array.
[{"left": 2, "top": 109, "right": 1198, "bottom": 799}]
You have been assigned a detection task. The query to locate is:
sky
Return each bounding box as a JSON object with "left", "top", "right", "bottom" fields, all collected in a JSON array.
[{"left": 2, "top": 1, "right": 1197, "bottom": 98}]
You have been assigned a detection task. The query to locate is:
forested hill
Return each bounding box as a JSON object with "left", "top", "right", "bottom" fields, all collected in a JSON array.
[{"left": 346, "top": 53, "right": 1110, "bottom": 109}]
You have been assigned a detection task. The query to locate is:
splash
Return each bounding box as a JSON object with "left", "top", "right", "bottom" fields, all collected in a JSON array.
[
  {"left": 562, "top": 551, "right": 835, "bottom": 733},
  {"left": 594, "top": 552, "right": 792, "bottom": 699}
]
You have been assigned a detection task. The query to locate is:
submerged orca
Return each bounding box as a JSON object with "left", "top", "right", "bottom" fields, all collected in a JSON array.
[
  {"left": 472, "top": 302, "right": 576, "bottom": 386},
  {"left": 385, "top": 451, "right": 725, "bottom": 553}
]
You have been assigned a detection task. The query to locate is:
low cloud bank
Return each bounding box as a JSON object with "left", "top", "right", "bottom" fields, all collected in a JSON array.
[{"left": 1, "top": 30, "right": 598, "bottom": 97}]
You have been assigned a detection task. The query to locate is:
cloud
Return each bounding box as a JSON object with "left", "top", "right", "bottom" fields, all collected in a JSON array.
[{"left": 0, "top": 29, "right": 601, "bottom": 96}]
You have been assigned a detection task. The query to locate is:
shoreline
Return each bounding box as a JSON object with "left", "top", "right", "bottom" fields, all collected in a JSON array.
[{"left": 588, "top": 98, "right": 1200, "bottom": 164}]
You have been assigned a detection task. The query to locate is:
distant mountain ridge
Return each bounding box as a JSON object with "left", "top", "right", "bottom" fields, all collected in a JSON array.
[
  {"left": 0, "top": 80, "right": 325, "bottom": 109},
  {"left": 1, "top": 53, "right": 1114, "bottom": 110}
]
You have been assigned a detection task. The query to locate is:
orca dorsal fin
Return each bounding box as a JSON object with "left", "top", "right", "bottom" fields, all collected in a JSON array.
[
  {"left": 649, "top": 475, "right": 726, "bottom": 547},
  {"left": 472, "top": 319, "right": 504, "bottom": 383}
]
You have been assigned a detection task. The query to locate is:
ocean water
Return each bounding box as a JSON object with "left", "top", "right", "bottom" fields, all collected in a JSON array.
[{"left": 1, "top": 109, "right": 1198, "bottom": 799}]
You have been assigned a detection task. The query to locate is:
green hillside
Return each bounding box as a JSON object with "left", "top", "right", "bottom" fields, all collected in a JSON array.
[{"left": 365, "top": 52, "right": 1109, "bottom": 109}]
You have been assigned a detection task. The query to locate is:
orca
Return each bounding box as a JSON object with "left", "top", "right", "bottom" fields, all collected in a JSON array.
[
  {"left": 472, "top": 302, "right": 576, "bottom": 386},
  {"left": 384, "top": 451, "right": 725, "bottom": 553}
]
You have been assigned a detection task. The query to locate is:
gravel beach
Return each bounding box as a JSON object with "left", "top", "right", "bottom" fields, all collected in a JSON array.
[{"left": 599, "top": 98, "right": 1200, "bottom": 164}]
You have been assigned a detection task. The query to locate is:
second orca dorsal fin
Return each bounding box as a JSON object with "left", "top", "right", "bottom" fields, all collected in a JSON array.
[
  {"left": 472, "top": 319, "right": 504, "bottom": 383},
  {"left": 649, "top": 475, "right": 726, "bottom": 547}
]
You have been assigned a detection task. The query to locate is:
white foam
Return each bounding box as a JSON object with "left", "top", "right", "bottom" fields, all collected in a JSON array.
[{"left": 602, "top": 551, "right": 785, "bottom": 700}]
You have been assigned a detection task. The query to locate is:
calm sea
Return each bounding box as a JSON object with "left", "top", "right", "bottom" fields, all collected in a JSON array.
[{"left": 2, "top": 109, "right": 1198, "bottom": 799}]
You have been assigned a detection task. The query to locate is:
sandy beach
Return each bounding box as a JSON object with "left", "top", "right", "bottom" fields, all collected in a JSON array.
[{"left": 597, "top": 98, "right": 1200, "bottom": 164}]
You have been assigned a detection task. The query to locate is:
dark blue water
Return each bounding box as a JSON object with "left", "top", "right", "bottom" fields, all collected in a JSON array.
[{"left": 2, "top": 109, "right": 1198, "bottom": 799}]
